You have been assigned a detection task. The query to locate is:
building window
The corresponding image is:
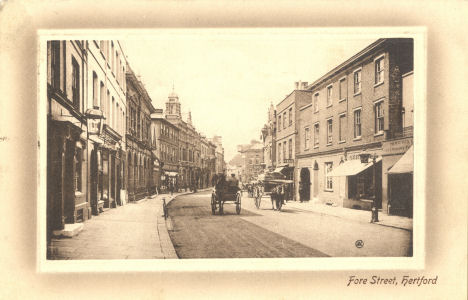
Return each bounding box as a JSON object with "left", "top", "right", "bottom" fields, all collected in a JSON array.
[
  {"left": 111, "top": 42, "right": 115, "bottom": 73},
  {"left": 100, "top": 81, "right": 105, "bottom": 111},
  {"left": 106, "top": 90, "right": 110, "bottom": 124},
  {"left": 288, "top": 138, "right": 292, "bottom": 159},
  {"left": 283, "top": 112, "right": 287, "bottom": 129},
  {"left": 354, "top": 109, "right": 362, "bottom": 138},
  {"left": 50, "top": 41, "right": 60, "bottom": 89},
  {"left": 339, "top": 114, "right": 346, "bottom": 142},
  {"left": 339, "top": 77, "right": 346, "bottom": 101},
  {"left": 325, "top": 162, "right": 333, "bottom": 191},
  {"left": 71, "top": 57, "right": 80, "bottom": 109},
  {"left": 283, "top": 142, "right": 286, "bottom": 161},
  {"left": 353, "top": 69, "right": 362, "bottom": 95},
  {"left": 375, "top": 101, "right": 384, "bottom": 134},
  {"left": 327, "top": 85, "right": 333, "bottom": 107},
  {"left": 375, "top": 55, "right": 384, "bottom": 85},
  {"left": 278, "top": 115, "right": 281, "bottom": 132},
  {"left": 314, "top": 93, "right": 319, "bottom": 112},
  {"left": 327, "top": 118, "right": 333, "bottom": 144},
  {"left": 289, "top": 107, "right": 293, "bottom": 126},
  {"left": 74, "top": 148, "right": 82, "bottom": 192},
  {"left": 304, "top": 127, "right": 310, "bottom": 150},
  {"left": 93, "top": 72, "right": 98, "bottom": 108},
  {"left": 314, "top": 123, "right": 319, "bottom": 147}
]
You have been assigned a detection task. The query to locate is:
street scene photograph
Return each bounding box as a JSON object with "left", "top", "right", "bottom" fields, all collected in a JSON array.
[{"left": 43, "top": 29, "right": 415, "bottom": 261}]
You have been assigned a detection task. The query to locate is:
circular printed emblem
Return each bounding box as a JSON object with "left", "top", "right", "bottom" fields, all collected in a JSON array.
[{"left": 355, "top": 240, "right": 364, "bottom": 248}]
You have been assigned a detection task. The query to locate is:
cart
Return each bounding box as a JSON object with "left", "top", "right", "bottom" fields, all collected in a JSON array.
[
  {"left": 211, "top": 184, "right": 242, "bottom": 215},
  {"left": 254, "top": 171, "right": 293, "bottom": 211}
]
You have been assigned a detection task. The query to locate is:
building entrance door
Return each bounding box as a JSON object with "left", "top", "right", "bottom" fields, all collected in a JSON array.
[
  {"left": 90, "top": 148, "right": 98, "bottom": 215},
  {"left": 313, "top": 162, "right": 319, "bottom": 199},
  {"left": 300, "top": 168, "right": 311, "bottom": 201}
]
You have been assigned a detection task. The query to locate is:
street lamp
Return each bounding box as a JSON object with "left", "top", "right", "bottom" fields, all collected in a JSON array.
[
  {"left": 86, "top": 108, "right": 104, "bottom": 136},
  {"left": 86, "top": 108, "right": 104, "bottom": 215},
  {"left": 359, "top": 150, "right": 379, "bottom": 223}
]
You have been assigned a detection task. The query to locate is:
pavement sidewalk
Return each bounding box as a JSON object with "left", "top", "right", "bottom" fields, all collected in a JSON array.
[
  {"left": 281, "top": 199, "right": 413, "bottom": 231},
  {"left": 47, "top": 190, "right": 195, "bottom": 260}
]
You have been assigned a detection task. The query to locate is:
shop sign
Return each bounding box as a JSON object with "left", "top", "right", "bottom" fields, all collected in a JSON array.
[
  {"left": 284, "top": 158, "right": 294, "bottom": 164},
  {"left": 383, "top": 138, "right": 413, "bottom": 155}
]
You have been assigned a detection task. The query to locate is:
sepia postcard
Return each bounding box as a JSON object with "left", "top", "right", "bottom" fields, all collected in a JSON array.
[
  {"left": 0, "top": 1, "right": 466, "bottom": 299},
  {"left": 38, "top": 28, "right": 426, "bottom": 272}
]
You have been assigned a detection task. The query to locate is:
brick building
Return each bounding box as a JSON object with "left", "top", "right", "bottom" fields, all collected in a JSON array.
[
  {"left": 46, "top": 40, "right": 128, "bottom": 240},
  {"left": 151, "top": 109, "right": 180, "bottom": 192},
  {"left": 238, "top": 140, "right": 264, "bottom": 183},
  {"left": 260, "top": 103, "right": 277, "bottom": 172},
  {"left": 275, "top": 81, "right": 312, "bottom": 200},
  {"left": 296, "top": 38, "right": 413, "bottom": 216},
  {"left": 126, "top": 65, "right": 156, "bottom": 201}
]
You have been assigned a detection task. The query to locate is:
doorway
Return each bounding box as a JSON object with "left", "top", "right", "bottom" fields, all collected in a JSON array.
[{"left": 300, "top": 168, "right": 311, "bottom": 201}]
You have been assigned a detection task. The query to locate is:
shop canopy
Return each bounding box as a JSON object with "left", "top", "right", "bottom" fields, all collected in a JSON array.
[
  {"left": 257, "top": 171, "right": 286, "bottom": 181},
  {"left": 388, "top": 146, "right": 413, "bottom": 174},
  {"left": 328, "top": 157, "right": 382, "bottom": 177}
]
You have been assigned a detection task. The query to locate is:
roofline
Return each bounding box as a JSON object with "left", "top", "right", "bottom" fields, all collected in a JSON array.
[
  {"left": 305, "top": 38, "right": 386, "bottom": 91},
  {"left": 275, "top": 89, "right": 314, "bottom": 109}
]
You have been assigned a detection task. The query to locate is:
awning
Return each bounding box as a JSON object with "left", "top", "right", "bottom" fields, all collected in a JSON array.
[
  {"left": 165, "top": 171, "right": 178, "bottom": 177},
  {"left": 274, "top": 167, "right": 286, "bottom": 173},
  {"left": 388, "top": 146, "right": 413, "bottom": 174},
  {"left": 328, "top": 157, "right": 382, "bottom": 177},
  {"left": 258, "top": 171, "right": 286, "bottom": 181}
]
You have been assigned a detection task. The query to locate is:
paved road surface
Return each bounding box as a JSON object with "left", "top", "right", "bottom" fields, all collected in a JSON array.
[
  {"left": 167, "top": 191, "right": 328, "bottom": 258},
  {"left": 167, "top": 191, "right": 411, "bottom": 258}
]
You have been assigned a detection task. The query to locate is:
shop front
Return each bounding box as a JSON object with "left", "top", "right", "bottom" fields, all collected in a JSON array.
[
  {"left": 383, "top": 139, "right": 413, "bottom": 217},
  {"left": 328, "top": 153, "right": 382, "bottom": 211},
  {"left": 47, "top": 118, "right": 88, "bottom": 239}
]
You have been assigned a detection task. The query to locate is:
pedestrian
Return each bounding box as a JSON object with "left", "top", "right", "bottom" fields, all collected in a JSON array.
[
  {"left": 270, "top": 186, "right": 278, "bottom": 210},
  {"left": 169, "top": 179, "right": 174, "bottom": 196}
]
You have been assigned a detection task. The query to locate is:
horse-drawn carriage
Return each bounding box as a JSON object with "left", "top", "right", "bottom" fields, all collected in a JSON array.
[
  {"left": 211, "top": 175, "right": 242, "bottom": 215},
  {"left": 254, "top": 171, "right": 293, "bottom": 211}
]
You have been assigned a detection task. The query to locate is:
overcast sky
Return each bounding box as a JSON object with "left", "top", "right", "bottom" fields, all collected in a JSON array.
[{"left": 121, "top": 29, "right": 376, "bottom": 162}]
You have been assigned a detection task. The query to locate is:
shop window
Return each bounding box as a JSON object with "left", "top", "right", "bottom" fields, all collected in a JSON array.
[
  {"left": 325, "top": 162, "right": 333, "bottom": 191},
  {"left": 74, "top": 148, "right": 82, "bottom": 192}
]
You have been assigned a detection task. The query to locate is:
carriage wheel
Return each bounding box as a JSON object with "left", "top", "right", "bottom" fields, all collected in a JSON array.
[
  {"left": 236, "top": 193, "right": 241, "bottom": 215},
  {"left": 211, "top": 194, "right": 217, "bottom": 215}
]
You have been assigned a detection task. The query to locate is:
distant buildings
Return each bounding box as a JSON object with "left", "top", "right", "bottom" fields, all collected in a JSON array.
[
  {"left": 151, "top": 89, "right": 223, "bottom": 192},
  {"left": 237, "top": 140, "right": 264, "bottom": 183}
]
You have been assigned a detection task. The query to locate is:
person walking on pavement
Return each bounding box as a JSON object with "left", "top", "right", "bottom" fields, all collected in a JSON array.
[{"left": 169, "top": 179, "right": 174, "bottom": 196}]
